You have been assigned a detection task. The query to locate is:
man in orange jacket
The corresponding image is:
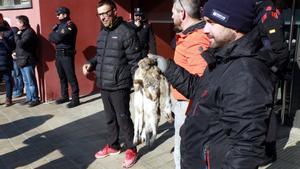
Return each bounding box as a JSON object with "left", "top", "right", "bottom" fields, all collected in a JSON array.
[{"left": 171, "top": 0, "right": 209, "bottom": 168}]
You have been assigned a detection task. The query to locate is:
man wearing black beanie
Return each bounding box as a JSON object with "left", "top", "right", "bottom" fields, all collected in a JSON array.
[{"left": 149, "top": 0, "right": 276, "bottom": 168}]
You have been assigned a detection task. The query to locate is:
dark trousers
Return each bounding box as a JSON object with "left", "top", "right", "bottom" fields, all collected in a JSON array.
[
  {"left": 101, "top": 89, "right": 135, "bottom": 150},
  {"left": 0, "top": 70, "right": 13, "bottom": 98},
  {"left": 55, "top": 52, "right": 79, "bottom": 99}
]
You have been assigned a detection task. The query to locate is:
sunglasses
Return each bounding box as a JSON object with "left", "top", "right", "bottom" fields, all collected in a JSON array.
[{"left": 97, "top": 8, "right": 113, "bottom": 17}]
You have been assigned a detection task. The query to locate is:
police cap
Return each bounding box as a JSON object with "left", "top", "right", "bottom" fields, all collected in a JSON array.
[
  {"left": 56, "top": 7, "right": 70, "bottom": 15},
  {"left": 134, "top": 7, "right": 144, "bottom": 16}
]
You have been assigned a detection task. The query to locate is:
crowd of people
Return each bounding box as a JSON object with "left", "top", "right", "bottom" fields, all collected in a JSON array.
[{"left": 0, "top": 0, "right": 289, "bottom": 168}]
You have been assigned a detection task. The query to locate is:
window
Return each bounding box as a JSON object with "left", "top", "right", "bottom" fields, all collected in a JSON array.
[{"left": 0, "top": 0, "right": 32, "bottom": 10}]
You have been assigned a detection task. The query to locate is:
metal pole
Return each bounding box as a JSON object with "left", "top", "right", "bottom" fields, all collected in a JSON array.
[
  {"left": 287, "top": 0, "right": 297, "bottom": 124},
  {"left": 288, "top": 0, "right": 296, "bottom": 51}
]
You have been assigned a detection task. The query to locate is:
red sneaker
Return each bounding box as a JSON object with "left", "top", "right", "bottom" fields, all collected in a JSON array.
[
  {"left": 94, "top": 144, "right": 121, "bottom": 159},
  {"left": 122, "top": 148, "right": 137, "bottom": 168}
]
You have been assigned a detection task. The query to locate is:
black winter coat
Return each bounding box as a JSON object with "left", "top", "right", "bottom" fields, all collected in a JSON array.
[
  {"left": 49, "top": 19, "right": 77, "bottom": 50},
  {"left": 89, "top": 17, "right": 142, "bottom": 90},
  {"left": 0, "top": 26, "right": 14, "bottom": 71},
  {"left": 129, "top": 21, "right": 157, "bottom": 57},
  {"left": 15, "top": 27, "right": 38, "bottom": 67},
  {"left": 164, "top": 31, "right": 275, "bottom": 169}
]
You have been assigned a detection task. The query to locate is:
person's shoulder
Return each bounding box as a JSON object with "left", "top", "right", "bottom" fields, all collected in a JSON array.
[
  {"left": 66, "top": 20, "right": 77, "bottom": 28},
  {"left": 119, "top": 21, "right": 136, "bottom": 34}
]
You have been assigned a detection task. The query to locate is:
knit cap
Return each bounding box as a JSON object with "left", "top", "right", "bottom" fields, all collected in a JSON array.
[{"left": 203, "top": 0, "right": 256, "bottom": 33}]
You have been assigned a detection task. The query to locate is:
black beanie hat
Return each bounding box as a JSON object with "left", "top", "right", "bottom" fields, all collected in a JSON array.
[{"left": 203, "top": 0, "right": 256, "bottom": 33}]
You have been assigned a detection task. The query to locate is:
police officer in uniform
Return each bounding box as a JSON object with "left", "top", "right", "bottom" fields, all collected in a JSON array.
[
  {"left": 129, "top": 7, "right": 157, "bottom": 58},
  {"left": 49, "top": 7, "right": 80, "bottom": 108}
]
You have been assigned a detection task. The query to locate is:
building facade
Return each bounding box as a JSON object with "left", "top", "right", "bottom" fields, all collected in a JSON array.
[{"left": 0, "top": 0, "right": 174, "bottom": 101}]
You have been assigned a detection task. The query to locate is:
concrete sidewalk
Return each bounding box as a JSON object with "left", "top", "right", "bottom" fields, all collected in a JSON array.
[{"left": 0, "top": 93, "right": 299, "bottom": 169}]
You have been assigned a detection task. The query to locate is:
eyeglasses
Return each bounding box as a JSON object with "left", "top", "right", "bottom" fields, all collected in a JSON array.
[
  {"left": 178, "top": 0, "right": 186, "bottom": 12},
  {"left": 97, "top": 9, "right": 113, "bottom": 17}
]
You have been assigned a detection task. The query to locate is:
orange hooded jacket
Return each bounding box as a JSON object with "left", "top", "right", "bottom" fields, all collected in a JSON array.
[{"left": 172, "top": 22, "right": 210, "bottom": 101}]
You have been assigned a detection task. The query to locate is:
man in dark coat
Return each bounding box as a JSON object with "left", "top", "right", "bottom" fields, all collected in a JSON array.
[
  {"left": 49, "top": 7, "right": 80, "bottom": 108},
  {"left": 149, "top": 0, "right": 276, "bottom": 168},
  {"left": 82, "top": 0, "right": 142, "bottom": 168},
  {"left": 15, "top": 15, "right": 39, "bottom": 107},
  {"left": 0, "top": 13, "right": 14, "bottom": 106},
  {"left": 129, "top": 7, "right": 157, "bottom": 58}
]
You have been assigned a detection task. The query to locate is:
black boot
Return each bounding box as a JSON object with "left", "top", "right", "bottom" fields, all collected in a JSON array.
[
  {"left": 55, "top": 97, "right": 69, "bottom": 104},
  {"left": 66, "top": 98, "right": 80, "bottom": 108},
  {"left": 259, "top": 141, "right": 277, "bottom": 166}
]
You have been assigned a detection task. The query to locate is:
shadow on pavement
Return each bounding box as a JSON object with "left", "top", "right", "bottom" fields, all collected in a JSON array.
[
  {"left": 266, "top": 141, "right": 300, "bottom": 169},
  {"left": 137, "top": 122, "right": 174, "bottom": 160},
  {"left": 0, "top": 115, "right": 53, "bottom": 139},
  {"left": 0, "top": 111, "right": 108, "bottom": 169}
]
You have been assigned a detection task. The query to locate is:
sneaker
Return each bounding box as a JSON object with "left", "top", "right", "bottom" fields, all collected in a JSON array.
[
  {"left": 94, "top": 144, "right": 121, "bottom": 159},
  {"left": 55, "top": 97, "right": 69, "bottom": 104},
  {"left": 28, "top": 100, "right": 40, "bottom": 107},
  {"left": 122, "top": 148, "right": 137, "bottom": 168},
  {"left": 66, "top": 99, "right": 80, "bottom": 108}
]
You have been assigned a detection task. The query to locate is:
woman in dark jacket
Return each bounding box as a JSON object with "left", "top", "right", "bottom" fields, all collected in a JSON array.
[{"left": 0, "top": 15, "right": 15, "bottom": 106}]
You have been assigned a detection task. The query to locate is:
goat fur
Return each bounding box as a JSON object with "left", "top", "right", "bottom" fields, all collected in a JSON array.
[{"left": 133, "top": 57, "right": 173, "bottom": 147}]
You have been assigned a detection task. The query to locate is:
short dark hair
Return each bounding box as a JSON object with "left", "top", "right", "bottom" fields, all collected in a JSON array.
[
  {"left": 173, "top": 0, "right": 202, "bottom": 19},
  {"left": 16, "top": 15, "right": 30, "bottom": 27},
  {"left": 97, "top": 0, "right": 117, "bottom": 10}
]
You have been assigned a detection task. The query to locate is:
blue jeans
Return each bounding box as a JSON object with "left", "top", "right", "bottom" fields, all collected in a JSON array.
[
  {"left": 0, "top": 70, "right": 13, "bottom": 98},
  {"left": 20, "top": 65, "right": 38, "bottom": 102},
  {"left": 12, "top": 61, "right": 23, "bottom": 96}
]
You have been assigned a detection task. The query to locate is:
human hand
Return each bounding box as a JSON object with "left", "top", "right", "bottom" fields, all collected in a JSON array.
[
  {"left": 134, "top": 20, "right": 141, "bottom": 27},
  {"left": 82, "top": 63, "right": 92, "bottom": 76},
  {"left": 12, "top": 52, "right": 17, "bottom": 59},
  {"left": 147, "top": 53, "right": 169, "bottom": 73}
]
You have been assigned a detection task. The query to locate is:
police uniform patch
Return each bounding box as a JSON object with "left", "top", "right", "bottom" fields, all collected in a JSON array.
[{"left": 269, "top": 29, "right": 276, "bottom": 34}]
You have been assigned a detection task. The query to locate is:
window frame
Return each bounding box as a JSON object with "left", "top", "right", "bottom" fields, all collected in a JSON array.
[{"left": 0, "top": 0, "right": 32, "bottom": 10}]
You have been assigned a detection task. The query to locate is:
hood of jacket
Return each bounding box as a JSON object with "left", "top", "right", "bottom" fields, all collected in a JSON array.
[{"left": 203, "top": 27, "right": 262, "bottom": 70}]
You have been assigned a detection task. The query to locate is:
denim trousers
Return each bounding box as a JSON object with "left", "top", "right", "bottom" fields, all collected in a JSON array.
[
  {"left": 12, "top": 61, "right": 23, "bottom": 96},
  {"left": 171, "top": 97, "right": 188, "bottom": 169},
  {"left": 20, "top": 65, "right": 38, "bottom": 102},
  {"left": 0, "top": 70, "right": 13, "bottom": 98}
]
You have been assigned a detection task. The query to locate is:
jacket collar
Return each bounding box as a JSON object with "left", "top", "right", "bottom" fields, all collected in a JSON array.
[
  {"left": 181, "top": 20, "right": 206, "bottom": 35},
  {"left": 202, "top": 27, "right": 261, "bottom": 69},
  {"left": 103, "top": 17, "right": 123, "bottom": 31}
]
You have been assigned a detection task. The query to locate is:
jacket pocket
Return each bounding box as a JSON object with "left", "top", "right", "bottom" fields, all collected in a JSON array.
[{"left": 115, "top": 65, "right": 131, "bottom": 83}]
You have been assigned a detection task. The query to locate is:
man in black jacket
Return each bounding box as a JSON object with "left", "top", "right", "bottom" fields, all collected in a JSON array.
[
  {"left": 82, "top": 0, "right": 142, "bottom": 168},
  {"left": 129, "top": 7, "right": 157, "bottom": 58},
  {"left": 150, "top": 0, "right": 276, "bottom": 168},
  {"left": 15, "top": 15, "right": 39, "bottom": 107},
  {"left": 0, "top": 13, "right": 14, "bottom": 106},
  {"left": 49, "top": 7, "right": 80, "bottom": 108}
]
